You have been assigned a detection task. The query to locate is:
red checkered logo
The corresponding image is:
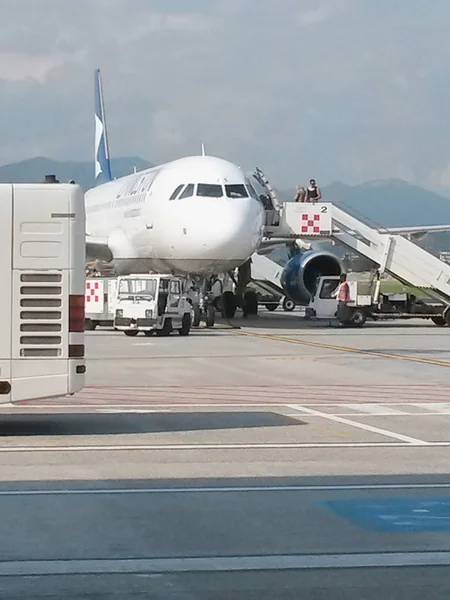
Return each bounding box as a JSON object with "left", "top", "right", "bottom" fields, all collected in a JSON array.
[
  {"left": 301, "top": 213, "right": 321, "bottom": 233},
  {"left": 85, "top": 281, "right": 100, "bottom": 303}
]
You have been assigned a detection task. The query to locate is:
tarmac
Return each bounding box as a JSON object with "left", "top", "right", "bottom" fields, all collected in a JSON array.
[{"left": 1, "top": 310, "right": 450, "bottom": 598}]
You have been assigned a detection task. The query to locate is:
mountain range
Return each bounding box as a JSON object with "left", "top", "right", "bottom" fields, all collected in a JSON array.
[
  {"left": 0, "top": 157, "right": 448, "bottom": 252},
  {"left": 0, "top": 156, "right": 151, "bottom": 190}
]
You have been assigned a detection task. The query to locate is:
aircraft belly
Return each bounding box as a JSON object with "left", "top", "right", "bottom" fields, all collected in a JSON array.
[{"left": 112, "top": 257, "right": 248, "bottom": 276}]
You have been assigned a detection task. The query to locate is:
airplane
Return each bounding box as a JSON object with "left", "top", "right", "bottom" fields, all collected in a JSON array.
[
  {"left": 85, "top": 70, "right": 450, "bottom": 320},
  {"left": 85, "top": 69, "right": 266, "bottom": 325}
]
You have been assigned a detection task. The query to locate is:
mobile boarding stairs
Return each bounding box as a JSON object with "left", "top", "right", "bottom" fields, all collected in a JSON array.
[{"left": 259, "top": 201, "right": 450, "bottom": 316}]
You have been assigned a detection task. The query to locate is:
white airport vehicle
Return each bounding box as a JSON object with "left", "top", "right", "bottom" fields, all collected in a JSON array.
[
  {"left": 85, "top": 277, "right": 118, "bottom": 330},
  {"left": 306, "top": 275, "right": 448, "bottom": 327},
  {"left": 0, "top": 183, "right": 86, "bottom": 404},
  {"left": 85, "top": 70, "right": 266, "bottom": 324},
  {"left": 113, "top": 274, "right": 192, "bottom": 336}
]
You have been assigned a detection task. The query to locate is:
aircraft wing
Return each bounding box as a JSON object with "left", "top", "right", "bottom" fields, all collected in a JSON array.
[{"left": 86, "top": 234, "right": 113, "bottom": 262}]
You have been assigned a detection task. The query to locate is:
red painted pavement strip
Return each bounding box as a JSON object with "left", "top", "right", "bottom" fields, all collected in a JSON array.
[{"left": 16, "top": 384, "right": 450, "bottom": 407}]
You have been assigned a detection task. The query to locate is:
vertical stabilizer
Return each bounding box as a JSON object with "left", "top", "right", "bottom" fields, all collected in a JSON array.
[{"left": 94, "top": 69, "right": 112, "bottom": 185}]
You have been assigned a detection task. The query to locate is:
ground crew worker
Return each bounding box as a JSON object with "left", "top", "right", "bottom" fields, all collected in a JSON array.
[
  {"left": 332, "top": 273, "right": 351, "bottom": 324},
  {"left": 294, "top": 185, "right": 306, "bottom": 202},
  {"left": 306, "top": 179, "right": 322, "bottom": 203}
]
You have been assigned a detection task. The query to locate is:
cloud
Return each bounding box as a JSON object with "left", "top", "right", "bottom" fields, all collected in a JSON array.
[{"left": 1, "top": 0, "right": 450, "bottom": 194}]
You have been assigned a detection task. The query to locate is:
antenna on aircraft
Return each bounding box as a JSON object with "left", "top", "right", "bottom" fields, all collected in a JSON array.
[{"left": 201, "top": 143, "right": 206, "bottom": 157}]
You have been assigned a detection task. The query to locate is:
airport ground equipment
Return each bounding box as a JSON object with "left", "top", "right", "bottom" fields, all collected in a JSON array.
[
  {"left": 113, "top": 274, "right": 192, "bottom": 336},
  {"left": 260, "top": 202, "right": 450, "bottom": 324},
  {"left": 307, "top": 275, "right": 447, "bottom": 327},
  {"left": 0, "top": 183, "right": 86, "bottom": 403},
  {"left": 85, "top": 277, "right": 118, "bottom": 330}
]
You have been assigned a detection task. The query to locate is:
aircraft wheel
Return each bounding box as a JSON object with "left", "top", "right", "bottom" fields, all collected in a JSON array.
[
  {"left": 221, "top": 291, "right": 237, "bottom": 319},
  {"left": 179, "top": 313, "right": 191, "bottom": 336},
  {"left": 192, "top": 305, "right": 201, "bottom": 327},
  {"left": 205, "top": 304, "right": 215, "bottom": 327},
  {"left": 243, "top": 290, "right": 258, "bottom": 316}
]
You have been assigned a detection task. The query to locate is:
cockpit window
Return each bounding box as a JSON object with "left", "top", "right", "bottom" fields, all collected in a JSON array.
[
  {"left": 179, "top": 184, "right": 195, "bottom": 199},
  {"left": 169, "top": 184, "right": 184, "bottom": 200},
  {"left": 225, "top": 184, "right": 248, "bottom": 199},
  {"left": 245, "top": 179, "right": 259, "bottom": 201},
  {"left": 197, "top": 183, "right": 223, "bottom": 198}
]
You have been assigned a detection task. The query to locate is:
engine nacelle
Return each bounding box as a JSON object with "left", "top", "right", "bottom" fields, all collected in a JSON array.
[{"left": 281, "top": 250, "right": 342, "bottom": 305}]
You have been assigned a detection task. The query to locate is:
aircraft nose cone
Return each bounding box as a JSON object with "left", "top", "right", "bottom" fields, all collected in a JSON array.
[{"left": 207, "top": 198, "right": 264, "bottom": 259}]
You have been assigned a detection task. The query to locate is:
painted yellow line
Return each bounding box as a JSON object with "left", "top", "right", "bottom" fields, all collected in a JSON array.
[{"left": 234, "top": 330, "right": 450, "bottom": 368}]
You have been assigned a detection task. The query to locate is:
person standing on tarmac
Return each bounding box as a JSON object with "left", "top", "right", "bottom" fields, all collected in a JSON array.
[
  {"left": 332, "top": 273, "right": 351, "bottom": 325},
  {"left": 306, "top": 179, "right": 322, "bottom": 203}
]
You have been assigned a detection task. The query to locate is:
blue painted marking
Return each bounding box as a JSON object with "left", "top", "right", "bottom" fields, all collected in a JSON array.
[{"left": 321, "top": 498, "right": 450, "bottom": 532}]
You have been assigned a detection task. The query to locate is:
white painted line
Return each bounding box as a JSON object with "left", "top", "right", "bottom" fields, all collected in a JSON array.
[
  {"left": 286, "top": 413, "right": 450, "bottom": 417},
  {"left": 95, "top": 409, "right": 164, "bottom": 414},
  {"left": 287, "top": 405, "right": 428, "bottom": 445},
  {"left": 0, "top": 482, "right": 450, "bottom": 496},
  {"left": 0, "top": 441, "right": 448, "bottom": 452},
  {"left": 1, "top": 552, "right": 450, "bottom": 575},
  {"left": 343, "top": 404, "right": 407, "bottom": 416},
  {"left": 415, "top": 403, "right": 450, "bottom": 413}
]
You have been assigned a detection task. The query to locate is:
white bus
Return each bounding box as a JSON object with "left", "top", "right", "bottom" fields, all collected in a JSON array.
[{"left": 0, "top": 183, "right": 86, "bottom": 403}]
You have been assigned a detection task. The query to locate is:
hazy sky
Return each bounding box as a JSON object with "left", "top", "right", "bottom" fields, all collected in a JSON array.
[{"left": 1, "top": 0, "right": 450, "bottom": 192}]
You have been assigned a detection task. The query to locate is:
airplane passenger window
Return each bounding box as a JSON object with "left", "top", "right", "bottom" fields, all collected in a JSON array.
[
  {"left": 225, "top": 184, "right": 248, "bottom": 199},
  {"left": 179, "top": 184, "right": 195, "bottom": 199},
  {"left": 169, "top": 185, "right": 184, "bottom": 200},
  {"left": 197, "top": 184, "right": 223, "bottom": 198}
]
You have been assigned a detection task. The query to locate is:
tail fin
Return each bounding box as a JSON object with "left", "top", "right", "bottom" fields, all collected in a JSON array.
[{"left": 94, "top": 69, "right": 112, "bottom": 185}]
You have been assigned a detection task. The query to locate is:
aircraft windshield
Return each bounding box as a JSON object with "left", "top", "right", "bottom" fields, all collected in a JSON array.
[
  {"left": 118, "top": 279, "right": 157, "bottom": 299},
  {"left": 225, "top": 184, "right": 248, "bottom": 199},
  {"left": 197, "top": 184, "right": 223, "bottom": 198}
]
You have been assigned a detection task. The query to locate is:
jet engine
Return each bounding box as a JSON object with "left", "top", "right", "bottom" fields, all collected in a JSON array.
[{"left": 280, "top": 250, "right": 342, "bottom": 305}]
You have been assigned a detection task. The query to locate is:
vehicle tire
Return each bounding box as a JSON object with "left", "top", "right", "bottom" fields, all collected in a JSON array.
[
  {"left": 192, "top": 305, "right": 201, "bottom": 327},
  {"left": 221, "top": 291, "right": 237, "bottom": 319},
  {"left": 144, "top": 330, "right": 154, "bottom": 337},
  {"left": 282, "top": 297, "right": 295, "bottom": 312},
  {"left": 243, "top": 290, "right": 258, "bottom": 316},
  {"left": 156, "top": 318, "right": 172, "bottom": 336},
  {"left": 431, "top": 316, "right": 446, "bottom": 327},
  {"left": 124, "top": 330, "right": 138, "bottom": 337},
  {"left": 444, "top": 307, "right": 450, "bottom": 326},
  {"left": 206, "top": 304, "right": 215, "bottom": 327},
  {"left": 351, "top": 309, "right": 367, "bottom": 328},
  {"left": 179, "top": 313, "right": 191, "bottom": 336},
  {"left": 265, "top": 303, "right": 278, "bottom": 312},
  {"left": 85, "top": 319, "right": 97, "bottom": 331}
]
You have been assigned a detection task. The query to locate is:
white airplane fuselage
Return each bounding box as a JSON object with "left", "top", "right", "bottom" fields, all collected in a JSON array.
[{"left": 86, "top": 155, "right": 266, "bottom": 275}]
